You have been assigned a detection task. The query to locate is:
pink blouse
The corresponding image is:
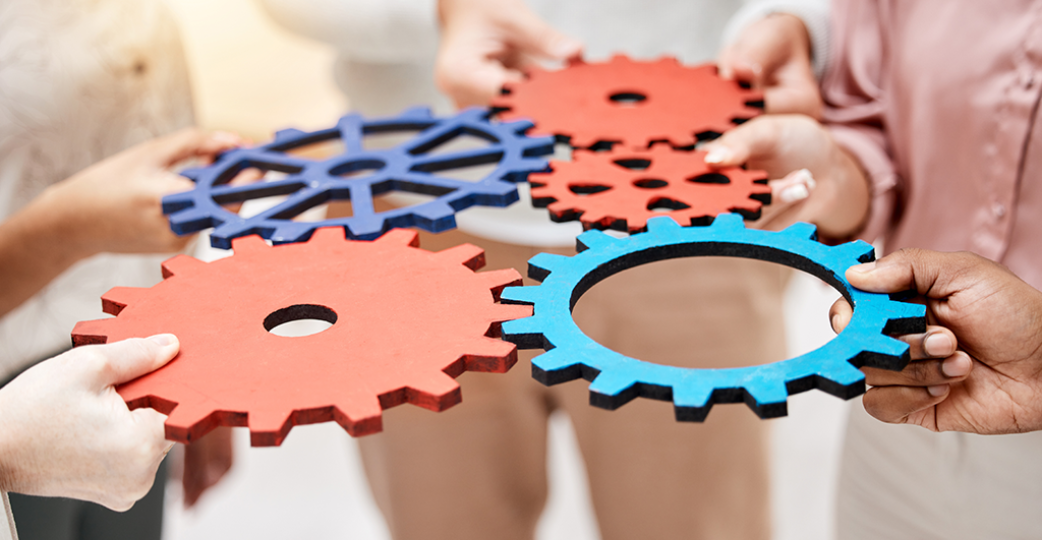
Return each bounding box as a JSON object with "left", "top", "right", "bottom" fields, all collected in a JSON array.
[{"left": 822, "top": 0, "right": 1042, "bottom": 289}]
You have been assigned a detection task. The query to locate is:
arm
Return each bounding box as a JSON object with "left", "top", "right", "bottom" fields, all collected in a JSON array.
[
  {"left": 0, "top": 129, "right": 240, "bottom": 318},
  {"left": 435, "top": 0, "right": 583, "bottom": 108},
  {"left": 830, "top": 249, "right": 1042, "bottom": 435},
  {"left": 0, "top": 336, "right": 181, "bottom": 510}
]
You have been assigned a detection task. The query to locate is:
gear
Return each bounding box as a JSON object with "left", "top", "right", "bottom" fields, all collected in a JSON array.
[
  {"left": 529, "top": 145, "right": 770, "bottom": 232},
  {"left": 492, "top": 55, "right": 762, "bottom": 149},
  {"left": 72, "top": 227, "right": 532, "bottom": 446},
  {"left": 164, "top": 107, "right": 554, "bottom": 249},
  {"left": 500, "top": 215, "right": 926, "bottom": 420}
]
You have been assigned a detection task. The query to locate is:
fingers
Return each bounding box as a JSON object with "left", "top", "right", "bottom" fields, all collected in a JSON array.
[
  {"left": 90, "top": 334, "right": 181, "bottom": 387},
  {"left": 703, "top": 116, "right": 784, "bottom": 168},
  {"left": 146, "top": 128, "right": 242, "bottom": 168},
  {"left": 846, "top": 248, "right": 990, "bottom": 298},
  {"left": 501, "top": 9, "right": 582, "bottom": 63},
  {"left": 829, "top": 297, "right": 853, "bottom": 334},
  {"left": 862, "top": 384, "right": 948, "bottom": 426}
]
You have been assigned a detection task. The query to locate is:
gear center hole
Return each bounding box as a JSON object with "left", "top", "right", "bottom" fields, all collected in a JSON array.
[
  {"left": 264, "top": 304, "right": 338, "bottom": 337},
  {"left": 608, "top": 92, "right": 648, "bottom": 107}
]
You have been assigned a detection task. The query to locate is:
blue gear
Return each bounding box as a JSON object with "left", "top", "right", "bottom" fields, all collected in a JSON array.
[
  {"left": 164, "top": 107, "right": 553, "bottom": 248},
  {"left": 500, "top": 214, "right": 927, "bottom": 420}
]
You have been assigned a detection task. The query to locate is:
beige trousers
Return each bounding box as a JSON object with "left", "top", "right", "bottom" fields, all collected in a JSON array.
[{"left": 358, "top": 226, "right": 790, "bottom": 540}]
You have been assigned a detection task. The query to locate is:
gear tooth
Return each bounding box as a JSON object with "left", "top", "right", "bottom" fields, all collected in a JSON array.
[
  {"left": 645, "top": 215, "right": 683, "bottom": 234},
  {"left": 163, "top": 402, "right": 224, "bottom": 445},
  {"left": 611, "top": 53, "right": 632, "bottom": 63},
  {"left": 344, "top": 218, "right": 390, "bottom": 240},
  {"left": 817, "top": 360, "right": 869, "bottom": 388},
  {"left": 433, "top": 243, "right": 486, "bottom": 270},
  {"left": 162, "top": 190, "right": 197, "bottom": 214},
  {"left": 491, "top": 302, "right": 534, "bottom": 323},
  {"left": 375, "top": 228, "right": 419, "bottom": 247},
  {"left": 100, "top": 287, "right": 145, "bottom": 315},
  {"left": 656, "top": 56, "right": 681, "bottom": 66},
  {"left": 405, "top": 373, "right": 462, "bottom": 412},
  {"left": 781, "top": 221, "right": 819, "bottom": 241},
  {"left": 501, "top": 118, "right": 536, "bottom": 133},
  {"left": 710, "top": 212, "right": 745, "bottom": 230},
  {"left": 741, "top": 380, "right": 791, "bottom": 417},
  {"left": 475, "top": 268, "right": 523, "bottom": 295},
  {"left": 575, "top": 229, "right": 620, "bottom": 252},
  {"left": 461, "top": 337, "right": 518, "bottom": 373},
  {"left": 71, "top": 318, "right": 115, "bottom": 346},
  {"left": 273, "top": 128, "right": 307, "bottom": 143},
  {"left": 167, "top": 206, "right": 219, "bottom": 235},
  {"left": 307, "top": 226, "right": 347, "bottom": 245},
  {"left": 246, "top": 408, "right": 294, "bottom": 447},
  {"left": 499, "top": 285, "right": 542, "bottom": 305},
  {"left": 161, "top": 254, "right": 207, "bottom": 279},
  {"left": 270, "top": 222, "right": 314, "bottom": 245},
  {"left": 588, "top": 371, "right": 640, "bottom": 409},
  {"left": 333, "top": 397, "right": 384, "bottom": 437},
  {"left": 863, "top": 334, "right": 912, "bottom": 359},
  {"left": 527, "top": 252, "right": 570, "bottom": 279},
  {"left": 530, "top": 348, "right": 582, "bottom": 380},
  {"left": 231, "top": 235, "right": 270, "bottom": 254},
  {"left": 501, "top": 315, "right": 547, "bottom": 339},
  {"left": 840, "top": 240, "right": 877, "bottom": 263},
  {"left": 397, "top": 105, "right": 434, "bottom": 120},
  {"left": 672, "top": 382, "right": 716, "bottom": 410},
  {"left": 177, "top": 167, "right": 206, "bottom": 183}
]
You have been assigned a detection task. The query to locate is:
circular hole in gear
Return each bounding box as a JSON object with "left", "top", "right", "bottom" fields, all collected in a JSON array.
[
  {"left": 572, "top": 257, "right": 839, "bottom": 369},
  {"left": 264, "top": 304, "right": 338, "bottom": 337},
  {"left": 633, "top": 178, "right": 668, "bottom": 189},
  {"left": 608, "top": 92, "right": 648, "bottom": 107}
]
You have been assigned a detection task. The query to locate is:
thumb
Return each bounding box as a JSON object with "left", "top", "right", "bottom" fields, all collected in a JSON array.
[
  {"left": 502, "top": 10, "right": 582, "bottom": 61},
  {"left": 147, "top": 129, "right": 242, "bottom": 169},
  {"left": 703, "top": 116, "right": 783, "bottom": 168},
  {"left": 846, "top": 248, "right": 953, "bottom": 297},
  {"left": 95, "top": 334, "right": 181, "bottom": 387}
]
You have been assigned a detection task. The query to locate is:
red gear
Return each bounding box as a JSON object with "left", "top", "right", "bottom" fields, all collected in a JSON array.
[
  {"left": 72, "top": 227, "right": 531, "bottom": 446},
  {"left": 529, "top": 146, "right": 770, "bottom": 232},
  {"left": 492, "top": 55, "right": 762, "bottom": 149}
]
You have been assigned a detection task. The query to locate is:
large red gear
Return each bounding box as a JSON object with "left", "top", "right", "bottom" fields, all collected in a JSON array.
[
  {"left": 529, "top": 146, "right": 770, "bottom": 232},
  {"left": 72, "top": 227, "right": 531, "bottom": 447},
  {"left": 492, "top": 55, "right": 763, "bottom": 149}
]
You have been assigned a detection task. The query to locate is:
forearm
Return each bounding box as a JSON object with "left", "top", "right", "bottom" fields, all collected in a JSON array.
[
  {"left": 816, "top": 145, "right": 871, "bottom": 240},
  {"left": 0, "top": 186, "right": 89, "bottom": 318}
]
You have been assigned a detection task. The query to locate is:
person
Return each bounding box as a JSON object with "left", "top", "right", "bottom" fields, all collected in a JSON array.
[
  {"left": 0, "top": 335, "right": 184, "bottom": 539},
  {"left": 702, "top": 0, "right": 1042, "bottom": 537},
  {"left": 829, "top": 248, "right": 1042, "bottom": 435},
  {"left": 0, "top": 1, "right": 239, "bottom": 536},
  {"left": 260, "top": 0, "right": 828, "bottom": 538}
]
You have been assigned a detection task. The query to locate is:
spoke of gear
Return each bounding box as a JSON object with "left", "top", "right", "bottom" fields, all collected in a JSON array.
[
  {"left": 529, "top": 145, "right": 770, "bottom": 232},
  {"left": 163, "top": 107, "right": 553, "bottom": 249},
  {"left": 499, "top": 215, "right": 926, "bottom": 421},
  {"left": 492, "top": 55, "right": 763, "bottom": 149},
  {"left": 71, "top": 227, "right": 532, "bottom": 446}
]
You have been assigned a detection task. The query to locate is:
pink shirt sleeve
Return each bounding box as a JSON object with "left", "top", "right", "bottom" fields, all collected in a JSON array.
[{"left": 820, "top": 0, "right": 898, "bottom": 244}]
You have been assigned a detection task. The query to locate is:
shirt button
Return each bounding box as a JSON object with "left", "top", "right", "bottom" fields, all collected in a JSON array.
[{"left": 993, "top": 202, "right": 1007, "bottom": 218}]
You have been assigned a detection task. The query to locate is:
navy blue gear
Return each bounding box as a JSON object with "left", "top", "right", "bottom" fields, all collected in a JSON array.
[
  {"left": 164, "top": 107, "right": 554, "bottom": 248},
  {"left": 500, "top": 214, "right": 927, "bottom": 420}
]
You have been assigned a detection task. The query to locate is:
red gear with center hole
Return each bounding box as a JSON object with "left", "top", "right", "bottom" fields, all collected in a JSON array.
[
  {"left": 72, "top": 227, "right": 532, "bottom": 447},
  {"left": 529, "top": 146, "right": 770, "bottom": 232},
  {"left": 492, "top": 55, "right": 763, "bottom": 149}
]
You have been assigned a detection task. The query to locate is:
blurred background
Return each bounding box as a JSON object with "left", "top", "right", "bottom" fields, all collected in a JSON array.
[{"left": 160, "top": 1, "right": 850, "bottom": 538}]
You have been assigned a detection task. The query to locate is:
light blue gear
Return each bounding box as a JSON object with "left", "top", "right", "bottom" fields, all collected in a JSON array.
[
  {"left": 163, "top": 107, "right": 553, "bottom": 249},
  {"left": 500, "top": 214, "right": 927, "bottom": 420}
]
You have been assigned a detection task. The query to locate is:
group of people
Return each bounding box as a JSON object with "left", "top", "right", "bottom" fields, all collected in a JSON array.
[{"left": 2, "top": 0, "right": 1042, "bottom": 539}]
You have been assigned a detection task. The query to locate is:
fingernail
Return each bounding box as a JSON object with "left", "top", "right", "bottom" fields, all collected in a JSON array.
[
  {"left": 149, "top": 334, "right": 176, "bottom": 347},
  {"left": 927, "top": 384, "right": 948, "bottom": 397},
  {"left": 779, "top": 183, "right": 810, "bottom": 203},
  {"left": 794, "top": 168, "right": 817, "bottom": 189},
  {"left": 552, "top": 37, "right": 583, "bottom": 58},
  {"left": 941, "top": 354, "right": 970, "bottom": 378},
  {"left": 925, "top": 333, "right": 956, "bottom": 358},
  {"left": 848, "top": 261, "right": 877, "bottom": 274},
  {"left": 704, "top": 147, "right": 732, "bottom": 164}
]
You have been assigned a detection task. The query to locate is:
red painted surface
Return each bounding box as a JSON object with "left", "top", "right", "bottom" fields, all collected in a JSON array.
[
  {"left": 72, "top": 227, "right": 531, "bottom": 446},
  {"left": 493, "top": 55, "right": 762, "bottom": 149}
]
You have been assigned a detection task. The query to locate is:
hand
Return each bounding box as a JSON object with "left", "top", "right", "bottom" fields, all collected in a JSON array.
[
  {"left": 719, "top": 13, "right": 822, "bottom": 117},
  {"left": 701, "top": 114, "right": 870, "bottom": 238},
  {"left": 830, "top": 249, "right": 1042, "bottom": 434},
  {"left": 0, "top": 335, "right": 181, "bottom": 511},
  {"left": 436, "top": 0, "right": 583, "bottom": 108},
  {"left": 181, "top": 427, "right": 234, "bottom": 508},
  {"left": 40, "top": 128, "right": 241, "bottom": 257}
]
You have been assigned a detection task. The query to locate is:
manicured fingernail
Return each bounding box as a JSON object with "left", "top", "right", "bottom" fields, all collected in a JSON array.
[
  {"left": 794, "top": 168, "right": 817, "bottom": 189},
  {"left": 704, "top": 147, "right": 732, "bottom": 164},
  {"left": 552, "top": 37, "right": 583, "bottom": 58},
  {"left": 149, "top": 334, "right": 176, "bottom": 347},
  {"left": 779, "top": 183, "right": 810, "bottom": 203},
  {"left": 925, "top": 333, "right": 956, "bottom": 358},
  {"left": 848, "top": 261, "right": 877, "bottom": 274},
  {"left": 941, "top": 354, "right": 970, "bottom": 378},
  {"left": 927, "top": 384, "right": 948, "bottom": 397}
]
